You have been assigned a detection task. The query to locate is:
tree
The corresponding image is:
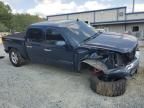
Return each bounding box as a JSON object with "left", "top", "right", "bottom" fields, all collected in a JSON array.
[
  {"left": 0, "top": 22, "right": 8, "bottom": 32},
  {"left": 0, "top": 1, "right": 44, "bottom": 32},
  {"left": 10, "top": 14, "right": 44, "bottom": 32},
  {"left": 0, "top": 1, "right": 12, "bottom": 31}
]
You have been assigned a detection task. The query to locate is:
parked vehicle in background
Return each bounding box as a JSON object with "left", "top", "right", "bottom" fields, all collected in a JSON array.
[
  {"left": 95, "top": 29, "right": 105, "bottom": 33},
  {"left": 2, "top": 20, "right": 140, "bottom": 96}
]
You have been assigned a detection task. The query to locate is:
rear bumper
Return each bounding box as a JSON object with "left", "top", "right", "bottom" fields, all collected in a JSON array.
[{"left": 107, "top": 51, "right": 140, "bottom": 77}]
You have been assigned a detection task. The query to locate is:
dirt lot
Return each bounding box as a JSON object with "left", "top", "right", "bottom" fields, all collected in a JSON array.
[{"left": 0, "top": 44, "right": 144, "bottom": 108}]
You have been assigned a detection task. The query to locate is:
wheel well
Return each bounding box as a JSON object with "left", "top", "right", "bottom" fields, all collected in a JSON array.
[
  {"left": 80, "top": 60, "right": 108, "bottom": 76},
  {"left": 80, "top": 62, "right": 94, "bottom": 70},
  {"left": 8, "top": 47, "right": 13, "bottom": 52},
  {"left": 8, "top": 47, "right": 29, "bottom": 60},
  {"left": 8, "top": 47, "right": 19, "bottom": 53}
]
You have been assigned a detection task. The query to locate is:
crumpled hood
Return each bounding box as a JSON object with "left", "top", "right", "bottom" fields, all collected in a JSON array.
[{"left": 82, "top": 32, "right": 138, "bottom": 53}]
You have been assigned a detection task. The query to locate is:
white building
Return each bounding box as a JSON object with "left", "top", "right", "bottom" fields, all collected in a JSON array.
[{"left": 47, "top": 7, "right": 144, "bottom": 39}]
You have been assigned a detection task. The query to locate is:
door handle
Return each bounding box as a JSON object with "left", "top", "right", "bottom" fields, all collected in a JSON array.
[
  {"left": 44, "top": 49, "right": 52, "bottom": 52},
  {"left": 26, "top": 45, "right": 32, "bottom": 48}
]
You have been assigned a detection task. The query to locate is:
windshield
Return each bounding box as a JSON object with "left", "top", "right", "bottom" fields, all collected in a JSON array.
[{"left": 64, "top": 21, "right": 97, "bottom": 44}]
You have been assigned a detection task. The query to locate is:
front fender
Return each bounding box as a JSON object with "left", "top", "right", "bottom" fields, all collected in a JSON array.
[{"left": 82, "top": 59, "right": 108, "bottom": 73}]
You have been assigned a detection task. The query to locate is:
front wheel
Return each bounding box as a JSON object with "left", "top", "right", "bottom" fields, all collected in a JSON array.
[
  {"left": 90, "top": 76, "right": 127, "bottom": 97},
  {"left": 9, "top": 48, "right": 25, "bottom": 67}
]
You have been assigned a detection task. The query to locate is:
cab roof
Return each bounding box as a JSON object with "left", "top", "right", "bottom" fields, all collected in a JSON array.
[{"left": 30, "top": 20, "right": 79, "bottom": 28}]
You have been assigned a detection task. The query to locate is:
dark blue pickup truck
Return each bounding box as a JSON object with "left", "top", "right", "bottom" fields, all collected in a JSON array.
[{"left": 2, "top": 20, "right": 140, "bottom": 96}]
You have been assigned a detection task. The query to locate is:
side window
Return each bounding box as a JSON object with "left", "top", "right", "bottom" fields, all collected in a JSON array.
[
  {"left": 27, "top": 28, "right": 44, "bottom": 42},
  {"left": 132, "top": 26, "right": 139, "bottom": 32},
  {"left": 46, "top": 29, "right": 65, "bottom": 45}
]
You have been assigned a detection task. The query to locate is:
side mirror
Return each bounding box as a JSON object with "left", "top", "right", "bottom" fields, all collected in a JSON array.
[
  {"left": 56, "top": 41, "right": 66, "bottom": 46},
  {"left": 56, "top": 41, "right": 73, "bottom": 50}
]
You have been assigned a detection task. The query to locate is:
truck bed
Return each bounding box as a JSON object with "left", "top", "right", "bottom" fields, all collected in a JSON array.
[
  {"left": 2, "top": 32, "right": 26, "bottom": 57},
  {"left": 5, "top": 32, "right": 25, "bottom": 41}
]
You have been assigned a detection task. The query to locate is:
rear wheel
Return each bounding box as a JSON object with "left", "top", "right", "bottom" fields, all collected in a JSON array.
[{"left": 9, "top": 48, "right": 25, "bottom": 67}]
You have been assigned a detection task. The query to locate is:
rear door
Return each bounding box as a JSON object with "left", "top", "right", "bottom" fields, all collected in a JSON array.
[{"left": 25, "top": 28, "right": 46, "bottom": 63}]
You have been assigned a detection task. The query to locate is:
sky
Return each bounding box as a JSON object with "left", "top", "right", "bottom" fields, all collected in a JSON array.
[{"left": 1, "top": 0, "right": 144, "bottom": 17}]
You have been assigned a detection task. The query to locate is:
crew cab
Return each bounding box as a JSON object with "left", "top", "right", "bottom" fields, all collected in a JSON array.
[{"left": 2, "top": 20, "right": 139, "bottom": 78}]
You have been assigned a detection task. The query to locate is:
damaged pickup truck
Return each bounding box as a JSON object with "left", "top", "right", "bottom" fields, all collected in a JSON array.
[{"left": 2, "top": 20, "right": 140, "bottom": 96}]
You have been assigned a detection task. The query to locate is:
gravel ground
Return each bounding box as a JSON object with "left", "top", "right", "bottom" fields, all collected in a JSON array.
[{"left": 0, "top": 44, "right": 144, "bottom": 108}]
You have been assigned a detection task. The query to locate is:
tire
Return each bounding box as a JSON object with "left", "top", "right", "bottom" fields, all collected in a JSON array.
[
  {"left": 9, "top": 48, "right": 25, "bottom": 67},
  {"left": 90, "top": 76, "right": 127, "bottom": 97}
]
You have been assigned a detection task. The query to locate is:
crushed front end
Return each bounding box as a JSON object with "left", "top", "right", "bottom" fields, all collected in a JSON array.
[{"left": 82, "top": 46, "right": 140, "bottom": 78}]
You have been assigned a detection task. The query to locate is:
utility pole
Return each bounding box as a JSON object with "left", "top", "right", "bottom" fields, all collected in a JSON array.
[{"left": 132, "top": 0, "right": 135, "bottom": 13}]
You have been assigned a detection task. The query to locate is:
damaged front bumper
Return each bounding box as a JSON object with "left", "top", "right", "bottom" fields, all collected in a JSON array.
[
  {"left": 107, "top": 51, "right": 140, "bottom": 77},
  {"left": 82, "top": 51, "right": 140, "bottom": 78}
]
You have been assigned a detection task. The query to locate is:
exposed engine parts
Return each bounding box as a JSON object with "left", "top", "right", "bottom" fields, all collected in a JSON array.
[{"left": 82, "top": 49, "right": 136, "bottom": 75}]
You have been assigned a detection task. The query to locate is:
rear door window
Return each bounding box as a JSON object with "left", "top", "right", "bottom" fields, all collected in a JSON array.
[{"left": 27, "top": 28, "right": 44, "bottom": 42}]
